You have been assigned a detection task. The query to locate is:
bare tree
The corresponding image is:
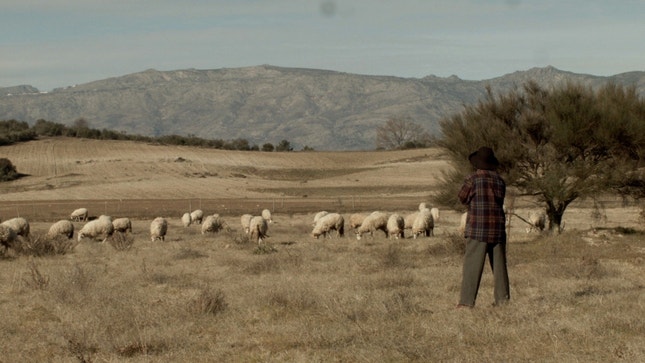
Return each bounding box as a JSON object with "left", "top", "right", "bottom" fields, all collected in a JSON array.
[{"left": 376, "top": 116, "right": 430, "bottom": 150}]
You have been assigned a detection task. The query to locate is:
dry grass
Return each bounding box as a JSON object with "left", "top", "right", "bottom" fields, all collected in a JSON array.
[
  {"left": 0, "top": 138, "right": 643, "bottom": 361},
  {"left": 0, "top": 213, "right": 642, "bottom": 362}
]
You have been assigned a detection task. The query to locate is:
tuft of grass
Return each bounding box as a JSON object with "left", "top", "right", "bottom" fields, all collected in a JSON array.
[
  {"left": 189, "top": 287, "right": 228, "bottom": 316},
  {"left": 173, "top": 247, "right": 208, "bottom": 260},
  {"left": 426, "top": 232, "right": 466, "bottom": 256},
  {"left": 66, "top": 334, "right": 98, "bottom": 363},
  {"left": 253, "top": 243, "right": 278, "bottom": 255},
  {"left": 23, "top": 258, "right": 50, "bottom": 290}
]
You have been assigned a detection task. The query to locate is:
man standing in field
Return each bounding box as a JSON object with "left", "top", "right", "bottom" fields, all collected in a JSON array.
[{"left": 456, "top": 146, "right": 510, "bottom": 308}]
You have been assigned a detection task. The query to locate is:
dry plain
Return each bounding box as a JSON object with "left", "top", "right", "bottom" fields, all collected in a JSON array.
[{"left": 0, "top": 137, "right": 643, "bottom": 362}]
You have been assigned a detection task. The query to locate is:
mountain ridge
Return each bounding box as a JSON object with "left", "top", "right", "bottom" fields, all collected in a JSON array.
[{"left": 1, "top": 65, "right": 643, "bottom": 150}]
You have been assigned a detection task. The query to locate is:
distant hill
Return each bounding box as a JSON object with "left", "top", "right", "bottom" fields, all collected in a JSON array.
[{"left": 1, "top": 65, "right": 643, "bottom": 150}]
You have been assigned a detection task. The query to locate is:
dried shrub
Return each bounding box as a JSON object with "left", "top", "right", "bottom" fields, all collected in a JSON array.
[
  {"left": 232, "top": 233, "right": 252, "bottom": 245},
  {"left": 108, "top": 232, "right": 134, "bottom": 251},
  {"left": 17, "top": 234, "right": 76, "bottom": 256}
]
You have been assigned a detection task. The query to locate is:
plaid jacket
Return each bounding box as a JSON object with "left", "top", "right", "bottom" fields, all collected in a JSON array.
[{"left": 458, "top": 169, "right": 506, "bottom": 243}]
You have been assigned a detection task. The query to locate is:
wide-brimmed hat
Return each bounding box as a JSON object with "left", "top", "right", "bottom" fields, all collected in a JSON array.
[{"left": 468, "top": 146, "right": 499, "bottom": 171}]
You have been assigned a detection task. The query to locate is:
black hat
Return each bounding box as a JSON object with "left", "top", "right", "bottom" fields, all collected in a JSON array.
[{"left": 468, "top": 147, "right": 499, "bottom": 171}]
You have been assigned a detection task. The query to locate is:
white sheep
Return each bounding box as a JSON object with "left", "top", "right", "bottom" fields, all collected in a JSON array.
[
  {"left": 190, "top": 209, "right": 204, "bottom": 224},
  {"left": 0, "top": 224, "right": 18, "bottom": 250},
  {"left": 249, "top": 215, "right": 269, "bottom": 244},
  {"left": 430, "top": 207, "right": 440, "bottom": 223},
  {"left": 46, "top": 219, "right": 74, "bottom": 239},
  {"left": 527, "top": 210, "right": 547, "bottom": 233},
  {"left": 78, "top": 216, "right": 114, "bottom": 242},
  {"left": 387, "top": 213, "right": 405, "bottom": 239},
  {"left": 262, "top": 209, "right": 273, "bottom": 224},
  {"left": 1, "top": 217, "right": 30, "bottom": 238},
  {"left": 404, "top": 211, "right": 418, "bottom": 230},
  {"left": 418, "top": 202, "right": 427, "bottom": 212},
  {"left": 201, "top": 214, "right": 226, "bottom": 234},
  {"left": 240, "top": 214, "right": 253, "bottom": 234},
  {"left": 355, "top": 211, "right": 388, "bottom": 240},
  {"left": 311, "top": 213, "right": 344, "bottom": 239},
  {"left": 312, "top": 211, "right": 329, "bottom": 227},
  {"left": 112, "top": 217, "right": 132, "bottom": 233},
  {"left": 181, "top": 212, "right": 192, "bottom": 227},
  {"left": 348, "top": 213, "right": 366, "bottom": 230},
  {"left": 150, "top": 217, "right": 168, "bottom": 242},
  {"left": 70, "top": 208, "right": 89, "bottom": 222},
  {"left": 411, "top": 208, "right": 434, "bottom": 238}
]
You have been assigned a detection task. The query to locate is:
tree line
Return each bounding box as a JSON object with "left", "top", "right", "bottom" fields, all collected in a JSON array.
[{"left": 0, "top": 118, "right": 301, "bottom": 152}]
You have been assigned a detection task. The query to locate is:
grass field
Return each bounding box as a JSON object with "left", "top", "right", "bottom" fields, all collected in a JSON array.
[{"left": 0, "top": 137, "right": 643, "bottom": 362}]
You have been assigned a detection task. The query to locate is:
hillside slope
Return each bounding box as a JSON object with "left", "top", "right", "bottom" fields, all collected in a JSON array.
[
  {"left": 0, "top": 137, "right": 450, "bottom": 202},
  {"left": 2, "top": 65, "right": 643, "bottom": 150}
]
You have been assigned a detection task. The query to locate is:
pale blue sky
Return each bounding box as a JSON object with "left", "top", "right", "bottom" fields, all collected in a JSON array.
[{"left": 2, "top": 0, "right": 644, "bottom": 91}]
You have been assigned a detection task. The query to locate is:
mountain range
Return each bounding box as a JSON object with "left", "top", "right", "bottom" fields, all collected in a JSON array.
[{"left": 1, "top": 65, "right": 644, "bottom": 150}]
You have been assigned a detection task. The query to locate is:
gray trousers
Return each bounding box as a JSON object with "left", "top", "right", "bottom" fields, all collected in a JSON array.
[{"left": 459, "top": 238, "right": 510, "bottom": 306}]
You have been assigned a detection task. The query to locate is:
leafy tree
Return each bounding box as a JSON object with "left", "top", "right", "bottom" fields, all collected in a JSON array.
[
  {"left": 73, "top": 118, "right": 89, "bottom": 129},
  {"left": 0, "top": 158, "right": 19, "bottom": 181},
  {"left": 275, "top": 139, "right": 293, "bottom": 152},
  {"left": 32, "top": 119, "right": 66, "bottom": 136},
  {"left": 435, "top": 81, "right": 645, "bottom": 232},
  {"left": 262, "top": 143, "right": 275, "bottom": 152},
  {"left": 376, "top": 116, "right": 431, "bottom": 150}
]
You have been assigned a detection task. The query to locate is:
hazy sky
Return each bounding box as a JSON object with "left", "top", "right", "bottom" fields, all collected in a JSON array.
[{"left": 2, "top": 0, "right": 644, "bottom": 91}]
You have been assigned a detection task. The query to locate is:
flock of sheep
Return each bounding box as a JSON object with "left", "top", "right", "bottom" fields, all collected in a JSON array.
[
  {"left": 0, "top": 203, "right": 550, "bottom": 252},
  {"left": 311, "top": 203, "right": 440, "bottom": 241}
]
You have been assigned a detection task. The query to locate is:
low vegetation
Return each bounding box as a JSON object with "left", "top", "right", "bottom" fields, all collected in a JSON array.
[{"left": 0, "top": 212, "right": 642, "bottom": 362}]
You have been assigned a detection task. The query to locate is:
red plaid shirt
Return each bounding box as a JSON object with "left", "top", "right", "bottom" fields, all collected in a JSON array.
[{"left": 458, "top": 169, "right": 506, "bottom": 243}]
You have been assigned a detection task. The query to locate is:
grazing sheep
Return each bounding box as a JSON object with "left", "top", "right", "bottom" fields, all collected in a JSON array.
[
  {"left": 240, "top": 214, "right": 253, "bottom": 233},
  {"left": 202, "top": 214, "right": 226, "bottom": 234},
  {"left": 404, "top": 212, "right": 419, "bottom": 230},
  {"left": 527, "top": 210, "right": 547, "bottom": 233},
  {"left": 181, "top": 212, "right": 192, "bottom": 227},
  {"left": 78, "top": 216, "right": 114, "bottom": 242},
  {"left": 190, "top": 209, "right": 204, "bottom": 224},
  {"left": 430, "top": 207, "right": 440, "bottom": 223},
  {"left": 1, "top": 217, "right": 30, "bottom": 238},
  {"left": 70, "top": 208, "right": 89, "bottom": 222},
  {"left": 0, "top": 224, "right": 18, "bottom": 250},
  {"left": 262, "top": 209, "right": 273, "bottom": 224},
  {"left": 249, "top": 215, "right": 269, "bottom": 244},
  {"left": 387, "top": 213, "right": 405, "bottom": 239},
  {"left": 46, "top": 219, "right": 74, "bottom": 239},
  {"left": 150, "top": 217, "right": 168, "bottom": 242},
  {"left": 348, "top": 213, "right": 366, "bottom": 230},
  {"left": 112, "top": 217, "right": 132, "bottom": 233},
  {"left": 355, "top": 211, "right": 389, "bottom": 240},
  {"left": 458, "top": 212, "right": 468, "bottom": 235},
  {"left": 311, "top": 213, "right": 345, "bottom": 239},
  {"left": 312, "top": 211, "right": 329, "bottom": 227},
  {"left": 411, "top": 208, "right": 434, "bottom": 238}
]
